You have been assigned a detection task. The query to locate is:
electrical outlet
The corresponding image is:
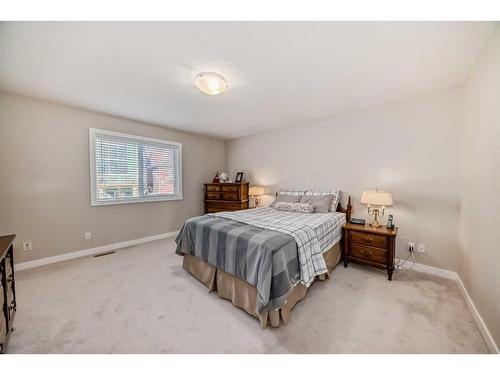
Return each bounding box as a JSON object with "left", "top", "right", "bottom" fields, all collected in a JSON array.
[
  {"left": 23, "top": 240, "right": 33, "bottom": 251},
  {"left": 418, "top": 243, "right": 426, "bottom": 253},
  {"left": 84, "top": 232, "right": 92, "bottom": 240},
  {"left": 408, "top": 242, "right": 415, "bottom": 253}
]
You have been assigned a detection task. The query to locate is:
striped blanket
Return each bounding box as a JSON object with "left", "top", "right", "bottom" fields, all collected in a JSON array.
[
  {"left": 175, "top": 208, "right": 345, "bottom": 313},
  {"left": 175, "top": 215, "right": 300, "bottom": 313},
  {"left": 212, "top": 208, "right": 346, "bottom": 287}
]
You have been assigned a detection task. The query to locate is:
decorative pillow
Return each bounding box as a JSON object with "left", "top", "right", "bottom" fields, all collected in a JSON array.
[
  {"left": 274, "top": 201, "right": 314, "bottom": 214},
  {"left": 269, "top": 189, "right": 305, "bottom": 207},
  {"left": 276, "top": 189, "right": 306, "bottom": 196},
  {"left": 299, "top": 194, "right": 334, "bottom": 213},
  {"left": 302, "top": 190, "right": 341, "bottom": 212}
]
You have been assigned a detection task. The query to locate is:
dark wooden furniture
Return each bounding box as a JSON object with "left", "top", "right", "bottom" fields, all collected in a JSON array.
[
  {"left": 337, "top": 196, "right": 352, "bottom": 222},
  {"left": 342, "top": 223, "right": 397, "bottom": 280},
  {"left": 0, "top": 234, "right": 16, "bottom": 354},
  {"left": 204, "top": 183, "right": 249, "bottom": 213}
]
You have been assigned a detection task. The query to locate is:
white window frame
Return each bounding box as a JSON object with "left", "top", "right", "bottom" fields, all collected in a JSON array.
[{"left": 89, "top": 128, "right": 183, "bottom": 206}]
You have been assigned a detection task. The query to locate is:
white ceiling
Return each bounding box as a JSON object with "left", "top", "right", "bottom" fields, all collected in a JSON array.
[{"left": 0, "top": 22, "right": 496, "bottom": 139}]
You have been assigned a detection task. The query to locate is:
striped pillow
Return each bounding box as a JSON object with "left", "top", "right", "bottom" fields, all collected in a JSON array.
[
  {"left": 269, "top": 189, "right": 306, "bottom": 207},
  {"left": 277, "top": 189, "right": 306, "bottom": 197},
  {"left": 274, "top": 201, "right": 314, "bottom": 214},
  {"left": 302, "top": 190, "right": 341, "bottom": 212}
]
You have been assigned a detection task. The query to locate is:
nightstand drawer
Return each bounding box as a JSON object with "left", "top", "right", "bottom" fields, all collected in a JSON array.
[
  {"left": 207, "top": 185, "right": 221, "bottom": 192},
  {"left": 349, "top": 243, "right": 387, "bottom": 263},
  {"left": 350, "top": 231, "right": 387, "bottom": 248}
]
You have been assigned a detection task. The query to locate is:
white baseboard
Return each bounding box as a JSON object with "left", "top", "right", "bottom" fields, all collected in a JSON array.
[
  {"left": 410, "top": 261, "right": 498, "bottom": 354},
  {"left": 411, "top": 262, "right": 457, "bottom": 280},
  {"left": 15, "top": 230, "right": 179, "bottom": 272},
  {"left": 455, "top": 274, "right": 499, "bottom": 354}
]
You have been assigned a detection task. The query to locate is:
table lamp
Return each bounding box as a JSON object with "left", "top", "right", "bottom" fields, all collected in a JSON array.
[
  {"left": 360, "top": 189, "right": 393, "bottom": 227},
  {"left": 249, "top": 186, "right": 264, "bottom": 207}
]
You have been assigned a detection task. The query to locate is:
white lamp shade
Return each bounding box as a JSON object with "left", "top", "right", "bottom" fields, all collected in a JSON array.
[
  {"left": 249, "top": 186, "right": 264, "bottom": 196},
  {"left": 361, "top": 190, "right": 393, "bottom": 206}
]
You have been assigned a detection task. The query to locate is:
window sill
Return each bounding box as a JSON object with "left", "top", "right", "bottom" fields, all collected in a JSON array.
[{"left": 91, "top": 195, "right": 183, "bottom": 207}]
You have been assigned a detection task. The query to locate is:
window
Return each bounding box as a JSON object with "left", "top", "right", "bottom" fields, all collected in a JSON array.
[{"left": 89, "top": 128, "right": 182, "bottom": 206}]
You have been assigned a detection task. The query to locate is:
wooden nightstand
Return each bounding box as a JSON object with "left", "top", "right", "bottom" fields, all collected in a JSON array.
[{"left": 342, "top": 223, "right": 398, "bottom": 280}]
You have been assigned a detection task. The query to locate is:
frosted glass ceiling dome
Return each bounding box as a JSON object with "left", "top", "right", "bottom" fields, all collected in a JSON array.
[{"left": 194, "top": 72, "right": 228, "bottom": 95}]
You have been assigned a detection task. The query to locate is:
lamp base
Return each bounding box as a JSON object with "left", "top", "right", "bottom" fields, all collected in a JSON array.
[
  {"left": 369, "top": 208, "right": 382, "bottom": 227},
  {"left": 251, "top": 196, "right": 260, "bottom": 208}
]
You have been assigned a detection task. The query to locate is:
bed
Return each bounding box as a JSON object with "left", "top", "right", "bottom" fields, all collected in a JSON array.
[{"left": 175, "top": 192, "right": 352, "bottom": 328}]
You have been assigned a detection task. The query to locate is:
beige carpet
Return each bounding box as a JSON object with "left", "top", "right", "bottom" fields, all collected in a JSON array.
[{"left": 6, "top": 237, "right": 488, "bottom": 353}]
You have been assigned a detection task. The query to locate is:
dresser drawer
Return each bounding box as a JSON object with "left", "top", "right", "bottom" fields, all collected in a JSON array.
[
  {"left": 207, "top": 207, "right": 222, "bottom": 213},
  {"left": 0, "top": 312, "right": 6, "bottom": 353},
  {"left": 350, "top": 231, "right": 387, "bottom": 248},
  {"left": 0, "top": 278, "right": 4, "bottom": 314},
  {"left": 5, "top": 254, "right": 13, "bottom": 280},
  {"left": 207, "top": 192, "right": 221, "bottom": 200},
  {"left": 221, "top": 185, "right": 238, "bottom": 192},
  {"left": 349, "top": 243, "right": 387, "bottom": 263},
  {"left": 204, "top": 183, "right": 248, "bottom": 214},
  {"left": 6, "top": 286, "right": 15, "bottom": 323},
  {"left": 221, "top": 192, "right": 238, "bottom": 201},
  {"left": 4, "top": 257, "right": 16, "bottom": 324},
  {"left": 206, "top": 201, "right": 247, "bottom": 212}
]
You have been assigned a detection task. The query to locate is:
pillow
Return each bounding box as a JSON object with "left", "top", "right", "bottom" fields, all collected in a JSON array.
[
  {"left": 299, "top": 194, "right": 334, "bottom": 213},
  {"left": 269, "top": 189, "right": 305, "bottom": 207},
  {"left": 302, "top": 190, "right": 341, "bottom": 212},
  {"left": 274, "top": 201, "right": 314, "bottom": 214},
  {"left": 276, "top": 189, "right": 306, "bottom": 196}
]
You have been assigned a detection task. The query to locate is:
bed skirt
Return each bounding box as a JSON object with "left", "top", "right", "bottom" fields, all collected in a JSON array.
[{"left": 182, "top": 242, "right": 341, "bottom": 328}]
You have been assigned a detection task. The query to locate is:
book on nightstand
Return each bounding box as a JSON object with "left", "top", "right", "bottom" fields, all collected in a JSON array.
[{"left": 349, "top": 218, "right": 365, "bottom": 225}]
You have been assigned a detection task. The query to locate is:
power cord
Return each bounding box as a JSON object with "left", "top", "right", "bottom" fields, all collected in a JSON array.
[{"left": 394, "top": 247, "right": 416, "bottom": 272}]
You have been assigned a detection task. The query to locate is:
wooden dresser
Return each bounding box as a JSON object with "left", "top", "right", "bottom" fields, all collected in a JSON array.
[
  {"left": 1, "top": 234, "right": 16, "bottom": 354},
  {"left": 204, "top": 183, "right": 249, "bottom": 214},
  {"left": 342, "top": 223, "right": 397, "bottom": 280}
]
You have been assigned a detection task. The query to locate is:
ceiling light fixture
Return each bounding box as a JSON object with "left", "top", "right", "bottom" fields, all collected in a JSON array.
[{"left": 194, "top": 72, "right": 228, "bottom": 95}]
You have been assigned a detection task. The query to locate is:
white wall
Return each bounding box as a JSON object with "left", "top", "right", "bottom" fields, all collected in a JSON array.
[
  {"left": 227, "top": 88, "right": 462, "bottom": 270},
  {"left": 0, "top": 92, "right": 226, "bottom": 263},
  {"left": 459, "top": 27, "right": 500, "bottom": 347}
]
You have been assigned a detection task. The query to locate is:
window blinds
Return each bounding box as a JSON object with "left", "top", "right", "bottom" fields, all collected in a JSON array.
[{"left": 90, "top": 129, "right": 182, "bottom": 205}]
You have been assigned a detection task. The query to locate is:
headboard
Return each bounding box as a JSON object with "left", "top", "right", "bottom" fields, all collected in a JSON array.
[{"left": 274, "top": 192, "right": 352, "bottom": 221}]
